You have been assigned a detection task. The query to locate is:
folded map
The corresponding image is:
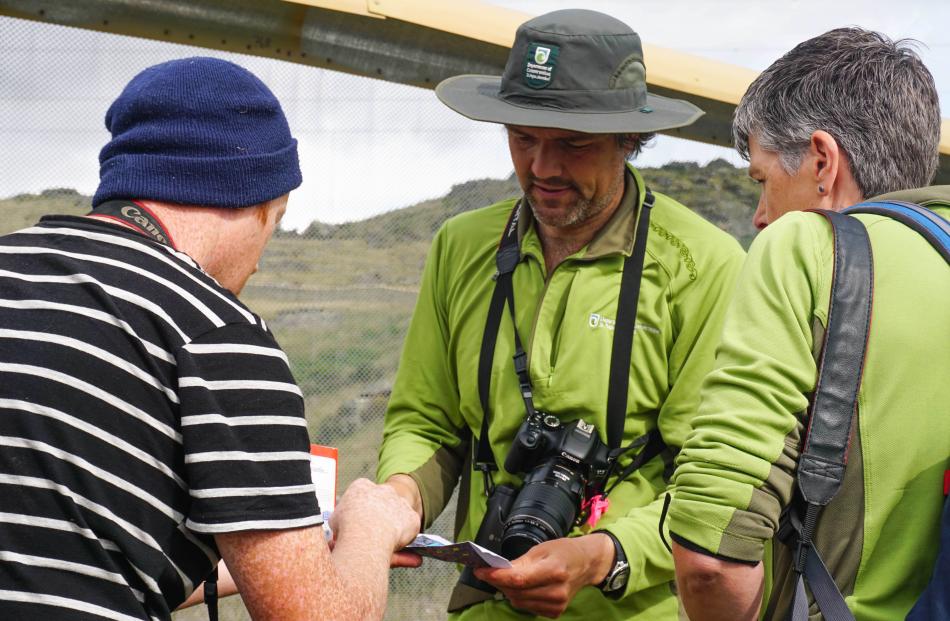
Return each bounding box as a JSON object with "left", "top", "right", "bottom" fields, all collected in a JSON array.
[{"left": 405, "top": 534, "right": 512, "bottom": 569}]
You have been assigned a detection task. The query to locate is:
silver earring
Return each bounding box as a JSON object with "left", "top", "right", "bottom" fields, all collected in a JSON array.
[{"left": 818, "top": 185, "right": 825, "bottom": 193}]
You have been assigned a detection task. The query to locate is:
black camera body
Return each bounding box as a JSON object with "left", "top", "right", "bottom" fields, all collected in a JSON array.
[
  {"left": 459, "top": 413, "right": 612, "bottom": 593},
  {"left": 500, "top": 412, "right": 611, "bottom": 560},
  {"left": 505, "top": 412, "right": 610, "bottom": 478}
]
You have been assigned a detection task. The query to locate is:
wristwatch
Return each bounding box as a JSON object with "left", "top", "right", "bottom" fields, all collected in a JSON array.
[{"left": 596, "top": 531, "right": 630, "bottom": 597}]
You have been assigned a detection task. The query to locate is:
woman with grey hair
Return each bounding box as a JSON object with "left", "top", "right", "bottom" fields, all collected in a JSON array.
[
  {"left": 667, "top": 27, "right": 949, "bottom": 621},
  {"left": 734, "top": 27, "right": 940, "bottom": 229}
]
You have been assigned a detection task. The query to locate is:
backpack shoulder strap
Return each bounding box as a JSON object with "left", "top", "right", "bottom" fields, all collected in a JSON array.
[
  {"left": 799, "top": 210, "right": 874, "bottom": 507},
  {"left": 776, "top": 209, "right": 873, "bottom": 621},
  {"left": 844, "top": 200, "right": 950, "bottom": 264}
]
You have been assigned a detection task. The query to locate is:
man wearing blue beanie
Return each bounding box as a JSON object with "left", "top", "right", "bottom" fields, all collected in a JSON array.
[
  {"left": 94, "top": 56, "right": 302, "bottom": 210},
  {"left": 0, "top": 57, "right": 419, "bottom": 620}
]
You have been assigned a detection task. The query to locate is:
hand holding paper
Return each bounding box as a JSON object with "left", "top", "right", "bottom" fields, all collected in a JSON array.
[{"left": 405, "top": 534, "right": 512, "bottom": 569}]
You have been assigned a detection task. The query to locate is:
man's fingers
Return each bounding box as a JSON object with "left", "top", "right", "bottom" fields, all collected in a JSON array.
[
  {"left": 499, "top": 583, "right": 571, "bottom": 605},
  {"left": 473, "top": 540, "right": 585, "bottom": 618},
  {"left": 505, "top": 593, "right": 568, "bottom": 619},
  {"left": 474, "top": 567, "right": 526, "bottom": 589},
  {"left": 474, "top": 566, "right": 550, "bottom": 590},
  {"left": 390, "top": 551, "right": 423, "bottom": 568}
]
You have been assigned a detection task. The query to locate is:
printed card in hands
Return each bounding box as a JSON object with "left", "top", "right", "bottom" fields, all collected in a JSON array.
[{"left": 406, "top": 534, "right": 512, "bottom": 568}]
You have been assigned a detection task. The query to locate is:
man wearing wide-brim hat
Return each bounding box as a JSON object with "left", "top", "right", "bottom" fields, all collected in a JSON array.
[{"left": 378, "top": 9, "right": 745, "bottom": 620}]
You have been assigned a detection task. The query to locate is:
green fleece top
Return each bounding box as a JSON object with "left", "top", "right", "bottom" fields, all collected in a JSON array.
[
  {"left": 378, "top": 165, "right": 745, "bottom": 620},
  {"left": 669, "top": 190, "right": 950, "bottom": 620}
]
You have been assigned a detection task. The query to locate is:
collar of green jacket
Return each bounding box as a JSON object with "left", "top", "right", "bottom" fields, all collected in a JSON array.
[
  {"left": 515, "top": 164, "right": 647, "bottom": 265},
  {"left": 871, "top": 184, "right": 950, "bottom": 208}
]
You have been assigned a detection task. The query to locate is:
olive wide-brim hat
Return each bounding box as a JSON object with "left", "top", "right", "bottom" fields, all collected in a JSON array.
[{"left": 436, "top": 9, "right": 703, "bottom": 134}]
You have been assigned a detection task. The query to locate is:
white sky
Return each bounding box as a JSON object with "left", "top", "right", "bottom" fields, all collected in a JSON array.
[{"left": 2, "top": 0, "right": 948, "bottom": 230}]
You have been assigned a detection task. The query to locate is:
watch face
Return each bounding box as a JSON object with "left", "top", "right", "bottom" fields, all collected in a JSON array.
[{"left": 607, "top": 563, "right": 630, "bottom": 592}]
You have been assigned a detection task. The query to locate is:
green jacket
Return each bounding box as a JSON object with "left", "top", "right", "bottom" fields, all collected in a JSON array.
[
  {"left": 669, "top": 189, "right": 950, "bottom": 620},
  {"left": 378, "top": 165, "right": 745, "bottom": 620}
]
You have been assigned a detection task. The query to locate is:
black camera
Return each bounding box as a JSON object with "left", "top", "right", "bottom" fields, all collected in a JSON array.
[
  {"left": 501, "top": 413, "right": 611, "bottom": 559},
  {"left": 458, "top": 412, "right": 612, "bottom": 594}
]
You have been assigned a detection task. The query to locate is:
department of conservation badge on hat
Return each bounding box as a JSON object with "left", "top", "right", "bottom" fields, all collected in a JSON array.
[{"left": 524, "top": 42, "right": 559, "bottom": 89}]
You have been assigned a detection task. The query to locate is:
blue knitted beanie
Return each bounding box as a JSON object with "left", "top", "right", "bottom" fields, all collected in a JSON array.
[{"left": 93, "top": 57, "right": 302, "bottom": 208}]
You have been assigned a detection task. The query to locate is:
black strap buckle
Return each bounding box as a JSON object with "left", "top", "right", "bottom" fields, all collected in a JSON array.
[
  {"left": 778, "top": 501, "right": 807, "bottom": 573},
  {"left": 474, "top": 461, "right": 496, "bottom": 496},
  {"left": 512, "top": 350, "right": 528, "bottom": 376}
]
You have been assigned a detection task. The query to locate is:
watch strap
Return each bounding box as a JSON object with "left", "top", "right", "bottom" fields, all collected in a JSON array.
[{"left": 595, "top": 531, "right": 629, "bottom": 596}]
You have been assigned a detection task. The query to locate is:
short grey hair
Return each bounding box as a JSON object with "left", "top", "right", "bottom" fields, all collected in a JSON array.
[{"left": 733, "top": 27, "right": 940, "bottom": 197}]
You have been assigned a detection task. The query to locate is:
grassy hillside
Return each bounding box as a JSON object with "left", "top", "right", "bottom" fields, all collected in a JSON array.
[
  {"left": 639, "top": 159, "right": 759, "bottom": 246},
  {"left": 300, "top": 175, "right": 524, "bottom": 244},
  {"left": 1, "top": 188, "right": 89, "bottom": 229}
]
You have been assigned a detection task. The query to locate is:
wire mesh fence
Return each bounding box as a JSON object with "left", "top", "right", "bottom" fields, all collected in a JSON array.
[{"left": 1, "top": 14, "right": 513, "bottom": 620}]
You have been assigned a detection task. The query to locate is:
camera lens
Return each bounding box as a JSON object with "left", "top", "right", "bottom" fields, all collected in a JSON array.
[{"left": 500, "top": 463, "right": 581, "bottom": 559}]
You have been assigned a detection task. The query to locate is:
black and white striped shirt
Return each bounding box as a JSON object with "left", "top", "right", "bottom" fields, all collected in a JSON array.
[{"left": 0, "top": 215, "right": 320, "bottom": 620}]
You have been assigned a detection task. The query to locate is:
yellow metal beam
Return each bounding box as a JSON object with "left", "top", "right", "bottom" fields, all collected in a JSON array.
[
  {"left": 366, "top": 0, "right": 526, "bottom": 47},
  {"left": 643, "top": 43, "right": 757, "bottom": 106},
  {"left": 283, "top": 0, "right": 381, "bottom": 19}
]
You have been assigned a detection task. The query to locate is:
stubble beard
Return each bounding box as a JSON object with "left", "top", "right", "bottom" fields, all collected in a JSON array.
[{"left": 525, "top": 169, "right": 624, "bottom": 230}]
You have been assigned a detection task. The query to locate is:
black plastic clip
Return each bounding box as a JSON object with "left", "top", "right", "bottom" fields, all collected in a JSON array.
[
  {"left": 474, "top": 461, "right": 496, "bottom": 496},
  {"left": 778, "top": 501, "right": 808, "bottom": 573},
  {"left": 513, "top": 351, "right": 528, "bottom": 376}
]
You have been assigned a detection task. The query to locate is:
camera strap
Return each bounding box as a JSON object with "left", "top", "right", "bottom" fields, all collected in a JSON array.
[
  {"left": 474, "top": 201, "right": 528, "bottom": 494},
  {"left": 605, "top": 188, "right": 654, "bottom": 451},
  {"left": 204, "top": 565, "right": 218, "bottom": 621},
  {"left": 474, "top": 186, "right": 660, "bottom": 494},
  {"left": 89, "top": 200, "right": 177, "bottom": 249}
]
